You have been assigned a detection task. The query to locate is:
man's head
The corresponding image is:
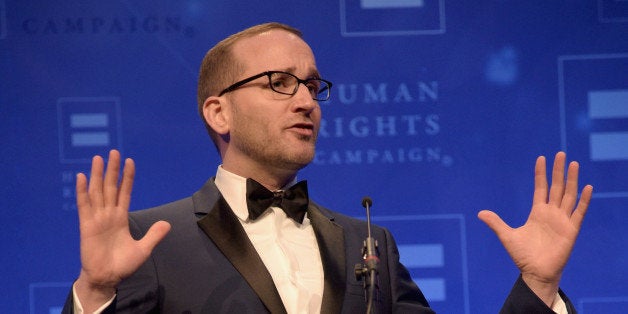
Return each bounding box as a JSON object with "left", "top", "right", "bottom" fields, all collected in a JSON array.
[
  {"left": 197, "top": 22, "right": 330, "bottom": 184},
  {"left": 197, "top": 22, "right": 302, "bottom": 119}
]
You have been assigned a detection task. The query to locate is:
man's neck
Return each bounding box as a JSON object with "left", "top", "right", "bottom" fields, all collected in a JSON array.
[{"left": 220, "top": 163, "right": 297, "bottom": 191}]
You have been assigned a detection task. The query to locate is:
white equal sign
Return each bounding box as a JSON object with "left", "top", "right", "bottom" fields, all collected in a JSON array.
[
  {"left": 361, "top": 0, "right": 424, "bottom": 9},
  {"left": 588, "top": 89, "right": 628, "bottom": 161},
  {"left": 70, "top": 113, "right": 110, "bottom": 147},
  {"left": 398, "top": 243, "right": 446, "bottom": 302}
]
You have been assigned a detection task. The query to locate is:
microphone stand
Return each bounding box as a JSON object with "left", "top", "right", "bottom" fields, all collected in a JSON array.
[{"left": 354, "top": 197, "right": 380, "bottom": 314}]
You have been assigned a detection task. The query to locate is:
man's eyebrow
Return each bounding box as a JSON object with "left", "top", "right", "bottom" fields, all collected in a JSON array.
[
  {"left": 309, "top": 70, "right": 322, "bottom": 79},
  {"left": 276, "top": 66, "right": 321, "bottom": 79},
  {"left": 305, "top": 66, "right": 321, "bottom": 79}
]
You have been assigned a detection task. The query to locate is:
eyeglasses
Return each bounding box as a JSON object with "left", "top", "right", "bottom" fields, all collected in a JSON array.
[{"left": 218, "top": 71, "right": 333, "bottom": 101}]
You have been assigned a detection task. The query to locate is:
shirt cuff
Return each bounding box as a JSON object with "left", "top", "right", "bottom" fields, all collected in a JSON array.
[
  {"left": 72, "top": 282, "right": 116, "bottom": 314},
  {"left": 551, "top": 292, "right": 568, "bottom": 314}
]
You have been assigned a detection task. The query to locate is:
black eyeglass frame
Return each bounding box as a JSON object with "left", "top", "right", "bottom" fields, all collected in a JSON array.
[{"left": 217, "top": 71, "right": 333, "bottom": 101}]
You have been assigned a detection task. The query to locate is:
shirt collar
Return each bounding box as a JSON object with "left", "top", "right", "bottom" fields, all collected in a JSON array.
[{"left": 214, "top": 166, "right": 298, "bottom": 221}]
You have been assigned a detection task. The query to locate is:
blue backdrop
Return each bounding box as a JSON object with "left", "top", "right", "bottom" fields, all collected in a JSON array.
[{"left": 2, "top": 1, "right": 627, "bottom": 313}]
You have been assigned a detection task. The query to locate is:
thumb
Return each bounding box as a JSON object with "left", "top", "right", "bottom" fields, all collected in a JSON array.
[
  {"left": 138, "top": 220, "right": 171, "bottom": 254},
  {"left": 477, "top": 210, "right": 511, "bottom": 239}
]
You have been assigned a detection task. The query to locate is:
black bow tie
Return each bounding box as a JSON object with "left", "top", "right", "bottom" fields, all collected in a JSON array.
[{"left": 246, "top": 179, "right": 309, "bottom": 223}]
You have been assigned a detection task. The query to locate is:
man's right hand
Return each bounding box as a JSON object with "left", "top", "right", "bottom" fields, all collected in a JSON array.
[{"left": 74, "top": 150, "right": 171, "bottom": 312}]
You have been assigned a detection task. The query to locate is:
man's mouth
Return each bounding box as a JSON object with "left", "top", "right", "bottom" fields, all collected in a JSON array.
[{"left": 288, "top": 122, "right": 315, "bottom": 137}]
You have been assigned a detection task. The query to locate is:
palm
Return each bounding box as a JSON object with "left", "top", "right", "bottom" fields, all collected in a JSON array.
[
  {"left": 478, "top": 152, "right": 592, "bottom": 302},
  {"left": 501, "top": 199, "right": 579, "bottom": 282},
  {"left": 76, "top": 150, "right": 170, "bottom": 288}
]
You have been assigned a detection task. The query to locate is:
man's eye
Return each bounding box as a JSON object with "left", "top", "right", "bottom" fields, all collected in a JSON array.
[
  {"left": 306, "top": 81, "right": 320, "bottom": 92},
  {"left": 272, "top": 80, "right": 287, "bottom": 88}
]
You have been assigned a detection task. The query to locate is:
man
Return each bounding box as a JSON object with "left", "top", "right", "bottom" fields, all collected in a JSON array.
[{"left": 63, "top": 22, "right": 593, "bottom": 313}]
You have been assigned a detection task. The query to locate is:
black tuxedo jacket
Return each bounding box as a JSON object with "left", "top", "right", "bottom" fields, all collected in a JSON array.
[{"left": 63, "top": 178, "right": 575, "bottom": 313}]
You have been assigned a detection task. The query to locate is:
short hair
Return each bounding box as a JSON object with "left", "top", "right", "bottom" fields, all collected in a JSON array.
[{"left": 196, "top": 22, "right": 303, "bottom": 146}]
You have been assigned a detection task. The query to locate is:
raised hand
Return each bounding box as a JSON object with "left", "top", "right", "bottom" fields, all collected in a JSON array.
[
  {"left": 478, "top": 152, "right": 593, "bottom": 306},
  {"left": 74, "top": 150, "right": 171, "bottom": 312}
]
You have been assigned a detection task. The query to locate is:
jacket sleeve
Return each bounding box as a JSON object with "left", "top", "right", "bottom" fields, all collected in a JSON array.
[
  {"left": 382, "top": 227, "right": 437, "bottom": 314},
  {"left": 60, "top": 284, "right": 118, "bottom": 314},
  {"left": 499, "top": 275, "right": 577, "bottom": 314}
]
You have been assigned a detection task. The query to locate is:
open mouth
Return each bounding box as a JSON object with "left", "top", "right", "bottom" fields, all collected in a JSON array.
[{"left": 289, "top": 122, "right": 315, "bottom": 137}]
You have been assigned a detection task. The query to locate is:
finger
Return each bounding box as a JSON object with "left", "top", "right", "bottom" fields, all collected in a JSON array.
[
  {"left": 103, "top": 150, "right": 121, "bottom": 207},
  {"left": 88, "top": 155, "right": 105, "bottom": 209},
  {"left": 561, "top": 161, "right": 580, "bottom": 213},
  {"left": 117, "top": 158, "right": 136, "bottom": 211},
  {"left": 571, "top": 185, "right": 593, "bottom": 230},
  {"left": 138, "top": 221, "right": 171, "bottom": 255},
  {"left": 548, "top": 152, "right": 566, "bottom": 207},
  {"left": 532, "top": 156, "right": 548, "bottom": 205},
  {"left": 478, "top": 210, "right": 512, "bottom": 241},
  {"left": 76, "top": 173, "right": 91, "bottom": 220}
]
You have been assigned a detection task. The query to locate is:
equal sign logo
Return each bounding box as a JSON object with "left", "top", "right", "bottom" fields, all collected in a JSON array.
[
  {"left": 70, "top": 113, "right": 110, "bottom": 147},
  {"left": 57, "top": 97, "right": 122, "bottom": 163},
  {"left": 559, "top": 54, "right": 628, "bottom": 197},
  {"left": 588, "top": 89, "right": 628, "bottom": 161},
  {"left": 398, "top": 243, "right": 446, "bottom": 301},
  {"left": 340, "top": 0, "right": 445, "bottom": 36},
  {"left": 373, "top": 214, "right": 469, "bottom": 313},
  {"left": 361, "top": 0, "right": 424, "bottom": 9}
]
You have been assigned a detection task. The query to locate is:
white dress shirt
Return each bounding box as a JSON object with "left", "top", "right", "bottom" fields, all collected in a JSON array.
[{"left": 214, "top": 166, "right": 324, "bottom": 314}]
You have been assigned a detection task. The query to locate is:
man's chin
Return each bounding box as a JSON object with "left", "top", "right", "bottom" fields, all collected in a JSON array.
[{"left": 280, "top": 151, "right": 315, "bottom": 171}]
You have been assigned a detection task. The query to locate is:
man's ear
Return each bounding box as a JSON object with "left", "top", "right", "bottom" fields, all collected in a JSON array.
[{"left": 202, "top": 96, "right": 230, "bottom": 135}]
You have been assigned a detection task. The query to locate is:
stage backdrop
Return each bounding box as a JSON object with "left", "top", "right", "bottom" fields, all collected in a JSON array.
[{"left": 2, "top": 1, "right": 627, "bottom": 313}]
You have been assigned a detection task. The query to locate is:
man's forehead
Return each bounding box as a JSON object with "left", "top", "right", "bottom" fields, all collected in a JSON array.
[
  {"left": 232, "top": 29, "right": 316, "bottom": 72},
  {"left": 234, "top": 29, "right": 308, "bottom": 52}
]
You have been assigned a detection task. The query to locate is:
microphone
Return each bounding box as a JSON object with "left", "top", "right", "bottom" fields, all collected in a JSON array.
[
  {"left": 362, "top": 196, "right": 372, "bottom": 208},
  {"left": 361, "top": 197, "right": 377, "bottom": 268},
  {"left": 354, "top": 196, "right": 379, "bottom": 314}
]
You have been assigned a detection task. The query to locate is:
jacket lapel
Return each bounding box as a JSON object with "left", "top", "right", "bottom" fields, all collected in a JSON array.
[
  {"left": 196, "top": 193, "right": 287, "bottom": 314},
  {"left": 308, "top": 205, "right": 346, "bottom": 314}
]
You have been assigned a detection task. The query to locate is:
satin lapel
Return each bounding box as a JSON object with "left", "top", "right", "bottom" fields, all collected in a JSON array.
[
  {"left": 197, "top": 196, "right": 287, "bottom": 314},
  {"left": 308, "top": 205, "right": 346, "bottom": 314}
]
